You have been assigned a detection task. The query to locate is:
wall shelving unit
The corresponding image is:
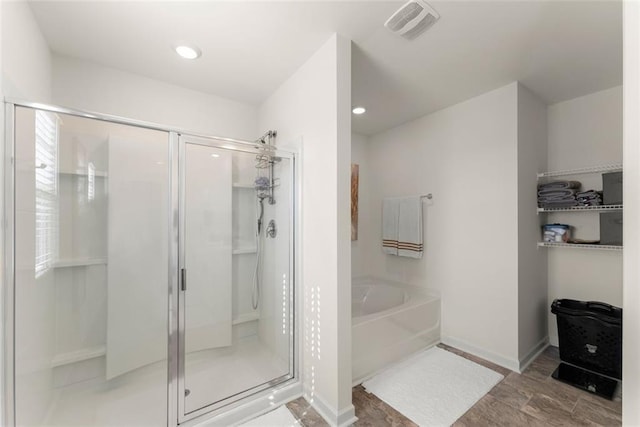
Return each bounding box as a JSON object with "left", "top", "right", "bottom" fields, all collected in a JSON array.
[
  {"left": 538, "top": 204, "right": 622, "bottom": 213},
  {"left": 537, "top": 242, "right": 622, "bottom": 251},
  {"left": 537, "top": 164, "right": 622, "bottom": 179},
  {"left": 537, "top": 164, "right": 623, "bottom": 251}
]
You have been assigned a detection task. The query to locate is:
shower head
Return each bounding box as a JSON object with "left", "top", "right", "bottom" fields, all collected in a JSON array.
[{"left": 255, "top": 130, "right": 277, "bottom": 145}]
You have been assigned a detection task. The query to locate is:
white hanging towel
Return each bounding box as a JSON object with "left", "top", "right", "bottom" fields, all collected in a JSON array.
[
  {"left": 398, "top": 196, "right": 423, "bottom": 259},
  {"left": 382, "top": 198, "right": 400, "bottom": 255}
]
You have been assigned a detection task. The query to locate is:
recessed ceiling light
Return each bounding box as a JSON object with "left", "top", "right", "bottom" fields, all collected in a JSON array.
[
  {"left": 175, "top": 45, "right": 201, "bottom": 60},
  {"left": 352, "top": 106, "right": 366, "bottom": 115},
  {"left": 211, "top": 154, "right": 220, "bottom": 158}
]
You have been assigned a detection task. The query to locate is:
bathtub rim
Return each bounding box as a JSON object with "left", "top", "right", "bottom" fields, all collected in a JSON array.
[{"left": 351, "top": 276, "right": 440, "bottom": 326}]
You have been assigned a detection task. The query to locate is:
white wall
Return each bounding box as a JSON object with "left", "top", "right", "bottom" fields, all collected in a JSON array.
[
  {"left": 258, "top": 34, "right": 355, "bottom": 426},
  {"left": 52, "top": 55, "right": 257, "bottom": 140},
  {"left": 1, "top": 3, "right": 52, "bottom": 424},
  {"left": 350, "top": 132, "right": 369, "bottom": 278},
  {"left": 623, "top": 1, "right": 640, "bottom": 423},
  {"left": 0, "top": 6, "right": 4, "bottom": 422},
  {"left": 366, "top": 83, "right": 521, "bottom": 368},
  {"left": 546, "top": 86, "right": 623, "bottom": 346},
  {"left": 0, "top": 6, "right": 4, "bottom": 423},
  {"left": 1, "top": 1, "right": 51, "bottom": 102},
  {"left": 516, "top": 83, "right": 548, "bottom": 364}
]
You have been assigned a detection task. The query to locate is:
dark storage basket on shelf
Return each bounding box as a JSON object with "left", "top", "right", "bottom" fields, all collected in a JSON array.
[{"left": 551, "top": 299, "right": 622, "bottom": 379}]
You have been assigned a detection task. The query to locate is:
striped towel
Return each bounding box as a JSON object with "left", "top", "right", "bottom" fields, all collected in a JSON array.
[
  {"left": 382, "top": 197, "right": 423, "bottom": 259},
  {"left": 383, "top": 198, "right": 399, "bottom": 255}
]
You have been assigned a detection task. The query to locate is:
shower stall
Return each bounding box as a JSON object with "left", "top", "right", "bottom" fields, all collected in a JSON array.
[{"left": 3, "top": 102, "right": 297, "bottom": 426}]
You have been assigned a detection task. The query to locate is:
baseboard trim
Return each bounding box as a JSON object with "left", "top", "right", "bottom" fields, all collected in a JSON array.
[
  {"left": 336, "top": 405, "right": 357, "bottom": 427},
  {"left": 441, "top": 335, "right": 520, "bottom": 373},
  {"left": 519, "top": 337, "right": 549, "bottom": 373},
  {"left": 305, "top": 391, "right": 357, "bottom": 427}
]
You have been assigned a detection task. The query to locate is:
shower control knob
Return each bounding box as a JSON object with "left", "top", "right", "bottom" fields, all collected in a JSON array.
[{"left": 266, "top": 220, "right": 277, "bottom": 238}]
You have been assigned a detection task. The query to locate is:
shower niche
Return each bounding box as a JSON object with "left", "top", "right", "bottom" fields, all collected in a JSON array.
[{"left": 7, "top": 104, "right": 296, "bottom": 426}]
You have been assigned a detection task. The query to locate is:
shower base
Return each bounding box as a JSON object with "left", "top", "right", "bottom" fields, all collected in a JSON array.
[{"left": 39, "top": 335, "right": 287, "bottom": 426}]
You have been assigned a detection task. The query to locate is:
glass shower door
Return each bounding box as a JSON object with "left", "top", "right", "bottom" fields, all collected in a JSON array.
[
  {"left": 11, "top": 105, "right": 170, "bottom": 427},
  {"left": 178, "top": 136, "right": 294, "bottom": 419}
]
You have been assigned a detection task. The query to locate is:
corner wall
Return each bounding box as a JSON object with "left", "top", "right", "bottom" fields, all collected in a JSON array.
[
  {"left": 623, "top": 0, "right": 640, "bottom": 423},
  {"left": 366, "top": 83, "right": 521, "bottom": 368},
  {"left": 516, "top": 83, "right": 548, "bottom": 365},
  {"left": 1, "top": 1, "right": 52, "bottom": 102},
  {"left": 258, "top": 34, "right": 355, "bottom": 426}
]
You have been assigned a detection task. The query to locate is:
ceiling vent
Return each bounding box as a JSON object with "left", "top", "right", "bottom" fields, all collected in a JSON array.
[{"left": 384, "top": 0, "right": 440, "bottom": 40}]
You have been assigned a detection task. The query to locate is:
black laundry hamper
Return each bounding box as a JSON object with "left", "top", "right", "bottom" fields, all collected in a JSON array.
[{"left": 551, "top": 299, "right": 622, "bottom": 399}]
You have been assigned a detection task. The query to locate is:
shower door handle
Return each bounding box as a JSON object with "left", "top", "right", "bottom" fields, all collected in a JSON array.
[{"left": 181, "top": 268, "right": 187, "bottom": 291}]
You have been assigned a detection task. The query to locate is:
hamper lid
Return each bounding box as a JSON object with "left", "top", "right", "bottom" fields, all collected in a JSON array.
[{"left": 551, "top": 299, "right": 622, "bottom": 325}]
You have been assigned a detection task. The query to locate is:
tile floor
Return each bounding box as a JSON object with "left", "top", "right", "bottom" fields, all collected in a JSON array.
[{"left": 286, "top": 344, "right": 622, "bottom": 426}]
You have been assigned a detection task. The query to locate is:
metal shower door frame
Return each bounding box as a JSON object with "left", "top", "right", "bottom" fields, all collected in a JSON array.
[
  {"left": 3, "top": 102, "right": 17, "bottom": 427},
  {"left": 175, "top": 133, "right": 297, "bottom": 424},
  {"left": 2, "top": 100, "right": 297, "bottom": 427}
]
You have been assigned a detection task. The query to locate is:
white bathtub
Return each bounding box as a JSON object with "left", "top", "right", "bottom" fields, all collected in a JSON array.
[{"left": 352, "top": 278, "right": 440, "bottom": 384}]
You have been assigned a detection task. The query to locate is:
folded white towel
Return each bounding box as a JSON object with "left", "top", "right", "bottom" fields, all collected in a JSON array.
[
  {"left": 382, "top": 198, "right": 399, "bottom": 255},
  {"left": 398, "top": 196, "right": 423, "bottom": 259}
]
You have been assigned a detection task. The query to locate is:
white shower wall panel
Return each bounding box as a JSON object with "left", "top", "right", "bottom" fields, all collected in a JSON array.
[
  {"left": 183, "top": 143, "right": 233, "bottom": 354},
  {"left": 53, "top": 266, "right": 107, "bottom": 361},
  {"left": 258, "top": 160, "right": 292, "bottom": 364},
  {"left": 233, "top": 255, "right": 259, "bottom": 320},
  {"left": 231, "top": 152, "right": 261, "bottom": 323},
  {"left": 106, "top": 133, "right": 170, "bottom": 379}
]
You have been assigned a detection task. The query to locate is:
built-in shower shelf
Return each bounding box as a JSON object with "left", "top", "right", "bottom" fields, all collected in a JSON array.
[
  {"left": 233, "top": 183, "right": 254, "bottom": 189},
  {"left": 59, "top": 169, "right": 108, "bottom": 177},
  {"left": 51, "top": 345, "right": 106, "bottom": 368},
  {"left": 232, "top": 312, "right": 260, "bottom": 325},
  {"left": 233, "top": 246, "right": 257, "bottom": 255},
  {"left": 53, "top": 258, "right": 108, "bottom": 268}
]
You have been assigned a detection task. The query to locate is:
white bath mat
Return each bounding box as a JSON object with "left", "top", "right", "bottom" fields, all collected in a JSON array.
[
  {"left": 363, "top": 347, "right": 503, "bottom": 426},
  {"left": 239, "top": 406, "right": 300, "bottom": 427}
]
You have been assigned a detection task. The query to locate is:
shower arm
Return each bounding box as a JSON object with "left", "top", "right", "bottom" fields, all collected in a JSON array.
[{"left": 255, "top": 130, "right": 277, "bottom": 146}]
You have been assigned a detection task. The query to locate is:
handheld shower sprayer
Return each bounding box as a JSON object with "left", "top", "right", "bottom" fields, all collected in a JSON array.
[
  {"left": 252, "top": 129, "right": 278, "bottom": 311},
  {"left": 254, "top": 176, "right": 270, "bottom": 233}
]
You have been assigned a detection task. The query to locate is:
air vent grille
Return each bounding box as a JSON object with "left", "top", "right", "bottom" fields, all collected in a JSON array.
[
  {"left": 384, "top": 0, "right": 439, "bottom": 40},
  {"left": 403, "top": 13, "right": 438, "bottom": 40},
  {"left": 386, "top": 3, "right": 423, "bottom": 32}
]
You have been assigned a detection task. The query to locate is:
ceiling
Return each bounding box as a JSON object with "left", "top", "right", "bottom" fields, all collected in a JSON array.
[{"left": 29, "top": 1, "right": 622, "bottom": 136}]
